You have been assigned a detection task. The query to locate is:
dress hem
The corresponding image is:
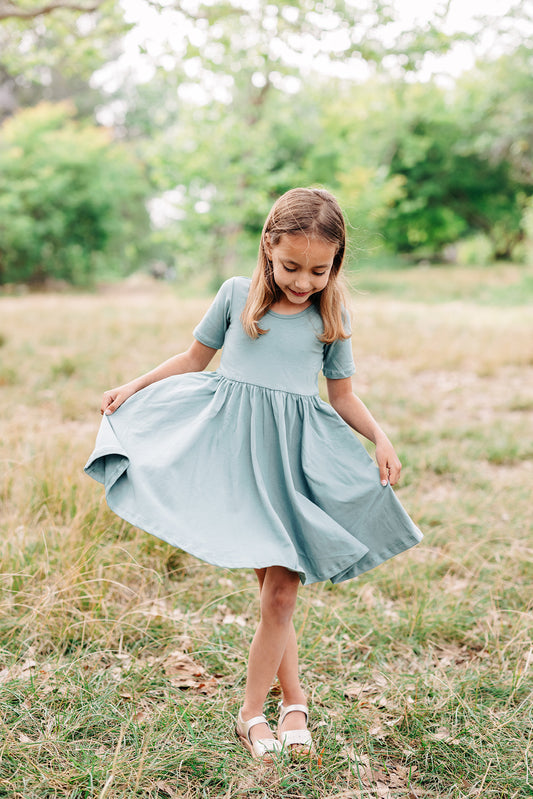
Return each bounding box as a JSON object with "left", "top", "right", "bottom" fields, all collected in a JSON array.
[{"left": 97, "top": 488, "right": 422, "bottom": 586}]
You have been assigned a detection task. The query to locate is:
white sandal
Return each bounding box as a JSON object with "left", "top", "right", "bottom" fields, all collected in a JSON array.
[
  {"left": 236, "top": 710, "right": 282, "bottom": 761},
  {"left": 277, "top": 702, "right": 313, "bottom": 756}
]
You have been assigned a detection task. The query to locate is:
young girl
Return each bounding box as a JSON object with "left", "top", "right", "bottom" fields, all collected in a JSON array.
[{"left": 85, "top": 187, "right": 422, "bottom": 762}]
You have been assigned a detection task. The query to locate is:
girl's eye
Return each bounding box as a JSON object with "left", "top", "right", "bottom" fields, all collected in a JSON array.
[
  {"left": 313, "top": 271, "right": 326, "bottom": 276},
  {"left": 283, "top": 266, "right": 296, "bottom": 273}
]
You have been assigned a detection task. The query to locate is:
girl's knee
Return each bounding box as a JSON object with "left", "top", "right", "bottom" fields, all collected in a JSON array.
[{"left": 260, "top": 569, "right": 299, "bottom": 624}]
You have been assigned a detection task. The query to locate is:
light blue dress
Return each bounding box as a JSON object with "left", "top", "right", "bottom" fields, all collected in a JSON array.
[{"left": 85, "top": 277, "right": 422, "bottom": 585}]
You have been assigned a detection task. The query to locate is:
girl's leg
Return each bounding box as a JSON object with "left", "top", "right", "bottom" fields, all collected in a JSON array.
[
  {"left": 241, "top": 568, "right": 307, "bottom": 744},
  {"left": 240, "top": 566, "right": 301, "bottom": 743},
  {"left": 256, "top": 569, "right": 307, "bottom": 711},
  {"left": 275, "top": 624, "right": 308, "bottom": 737}
]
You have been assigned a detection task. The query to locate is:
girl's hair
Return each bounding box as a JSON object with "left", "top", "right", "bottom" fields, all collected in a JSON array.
[{"left": 241, "top": 187, "right": 350, "bottom": 343}]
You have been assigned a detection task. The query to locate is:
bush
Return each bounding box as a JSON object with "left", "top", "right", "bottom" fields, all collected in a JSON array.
[
  {"left": 0, "top": 102, "right": 151, "bottom": 285},
  {"left": 456, "top": 235, "right": 495, "bottom": 266}
]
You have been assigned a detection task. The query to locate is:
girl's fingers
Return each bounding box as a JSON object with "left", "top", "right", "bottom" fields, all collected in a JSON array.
[
  {"left": 379, "top": 458, "right": 401, "bottom": 486},
  {"left": 101, "top": 391, "right": 117, "bottom": 415},
  {"left": 388, "top": 460, "right": 401, "bottom": 486},
  {"left": 103, "top": 397, "right": 122, "bottom": 415},
  {"left": 102, "top": 388, "right": 133, "bottom": 414}
]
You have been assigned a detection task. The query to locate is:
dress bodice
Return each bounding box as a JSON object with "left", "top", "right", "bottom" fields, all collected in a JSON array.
[{"left": 193, "top": 277, "right": 355, "bottom": 395}]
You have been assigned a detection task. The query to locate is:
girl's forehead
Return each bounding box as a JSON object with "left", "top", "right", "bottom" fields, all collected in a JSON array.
[{"left": 274, "top": 233, "right": 336, "bottom": 266}]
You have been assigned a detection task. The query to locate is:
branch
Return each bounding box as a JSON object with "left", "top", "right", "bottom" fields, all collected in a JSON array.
[{"left": 0, "top": 0, "right": 102, "bottom": 19}]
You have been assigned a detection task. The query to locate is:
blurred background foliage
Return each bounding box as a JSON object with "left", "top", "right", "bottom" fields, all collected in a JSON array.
[{"left": 1, "top": 0, "right": 532, "bottom": 286}]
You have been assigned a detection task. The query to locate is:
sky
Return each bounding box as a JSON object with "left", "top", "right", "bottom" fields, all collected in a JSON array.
[
  {"left": 392, "top": 0, "right": 510, "bottom": 29},
  {"left": 389, "top": 0, "right": 516, "bottom": 80}
]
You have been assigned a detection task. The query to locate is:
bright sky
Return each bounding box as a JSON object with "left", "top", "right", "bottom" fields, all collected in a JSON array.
[
  {"left": 390, "top": 0, "right": 516, "bottom": 80},
  {"left": 393, "top": 0, "right": 511, "bottom": 29}
]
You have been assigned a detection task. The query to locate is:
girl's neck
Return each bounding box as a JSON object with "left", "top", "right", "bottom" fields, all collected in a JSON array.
[{"left": 269, "top": 296, "right": 312, "bottom": 315}]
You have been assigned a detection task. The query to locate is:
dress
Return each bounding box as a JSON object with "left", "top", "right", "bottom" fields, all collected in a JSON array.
[{"left": 84, "top": 277, "right": 422, "bottom": 585}]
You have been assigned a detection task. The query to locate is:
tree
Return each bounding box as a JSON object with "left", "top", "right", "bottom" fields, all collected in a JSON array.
[
  {"left": 138, "top": 89, "right": 330, "bottom": 286},
  {"left": 383, "top": 116, "right": 527, "bottom": 257},
  {"left": 0, "top": 0, "right": 127, "bottom": 122},
  {"left": 0, "top": 102, "right": 150, "bottom": 284},
  {"left": 0, "top": 0, "right": 102, "bottom": 20},
  {"left": 108, "top": 0, "right": 468, "bottom": 282},
  {"left": 316, "top": 77, "right": 532, "bottom": 260}
]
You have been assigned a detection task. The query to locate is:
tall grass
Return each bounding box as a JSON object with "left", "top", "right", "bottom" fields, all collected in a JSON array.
[{"left": 1, "top": 264, "right": 532, "bottom": 798}]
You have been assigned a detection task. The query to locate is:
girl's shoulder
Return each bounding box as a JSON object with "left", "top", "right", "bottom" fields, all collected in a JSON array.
[
  {"left": 217, "top": 276, "right": 251, "bottom": 295},
  {"left": 231, "top": 276, "right": 251, "bottom": 292},
  {"left": 218, "top": 276, "right": 251, "bottom": 309}
]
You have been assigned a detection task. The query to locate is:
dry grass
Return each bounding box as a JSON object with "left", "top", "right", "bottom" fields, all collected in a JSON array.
[{"left": 1, "top": 263, "right": 532, "bottom": 798}]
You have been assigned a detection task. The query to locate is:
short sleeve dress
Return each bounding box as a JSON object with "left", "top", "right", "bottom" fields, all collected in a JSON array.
[{"left": 85, "top": 277, "right": 422, "bottom": 585}]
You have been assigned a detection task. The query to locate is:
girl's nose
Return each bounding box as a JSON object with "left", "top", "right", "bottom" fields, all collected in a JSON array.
[{"left": 294, "top": 276, "right": 312, "bottom": 290}]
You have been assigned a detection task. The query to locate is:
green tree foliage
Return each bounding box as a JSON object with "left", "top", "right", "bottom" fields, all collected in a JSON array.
[
  {"left": 317, "top": 77, "right": 533, "bottom": 260},
  {"left": 0, "top": 0, "right": 127, "bottom": 121},
  {"left": 138, "top": 90, "right": 336, "bottom": 286},
  {"left": 112, "top": 0, "right": 465, "bottom": 283},
  {"left": 382, "top": 113, "right": 529, "bottom": 258},
  {"left": 458, "top": 47, "right": 533, "bottom": 183},
  {"left": 0, "top": 101, "right": 150, "bottom": 285},
  {"left": 2, "top": 0, "right": 533, "bottom": 285}
]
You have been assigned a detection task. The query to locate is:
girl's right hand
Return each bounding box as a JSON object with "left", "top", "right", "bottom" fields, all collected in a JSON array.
[{"left": 101, "top": 383, "right": 138, "bottom": 415}]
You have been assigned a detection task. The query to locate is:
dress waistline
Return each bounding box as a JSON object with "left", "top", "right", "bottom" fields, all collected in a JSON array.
[{"left": 215, "top": 370, "right": 320, "bottom": 399}]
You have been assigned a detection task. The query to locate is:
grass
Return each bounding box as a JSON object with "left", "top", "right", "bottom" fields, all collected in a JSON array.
[
  {"left": 350, "top": 258, "right": 533, "bottom": 307},
  {"left": 1, "top": 263, "right": 532, "bottom": 798}
]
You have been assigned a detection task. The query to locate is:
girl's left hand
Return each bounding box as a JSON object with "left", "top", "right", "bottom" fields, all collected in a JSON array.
[{"left": 375, "top": 438, "right": 402, "bottom": 486}]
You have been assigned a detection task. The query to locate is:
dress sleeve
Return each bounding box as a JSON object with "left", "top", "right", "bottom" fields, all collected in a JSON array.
[
  {"left": 193, "top": 278, "right": 235, "bottom": 350},
  {"left": 322, "top": 312, "right": 356, "bottom": 379}
]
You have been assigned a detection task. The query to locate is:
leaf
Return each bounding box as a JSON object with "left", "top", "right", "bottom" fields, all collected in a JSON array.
[
  {"left": 164, "top": 650, "right": 204, "bottom": 677},
  {"left": 428, "top": 727, "right": 462, "bottom": 744},
  {"left": 154, "top": 780, "right": 179, "bottom": 798},
  {"left": 195, "top": 676, "right": 219, "bottom": 696},
  {"left": 163, "top": 650, "right": 218, "bottom": 694},
  {"left": 368, "top": 722, "right": 388, "bottom": 740}
]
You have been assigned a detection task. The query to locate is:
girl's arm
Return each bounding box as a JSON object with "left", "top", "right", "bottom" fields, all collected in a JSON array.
[
  {"left": 101, "top": 340, "right": 217, "bottom": 415},
  {"left": 326, "top": 377, "right": 402, "bottom": 486}
]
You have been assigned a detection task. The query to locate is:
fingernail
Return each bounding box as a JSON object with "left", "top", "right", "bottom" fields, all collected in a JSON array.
[{"left": 381, "top": 480, "right": 388, "bottom": 486}]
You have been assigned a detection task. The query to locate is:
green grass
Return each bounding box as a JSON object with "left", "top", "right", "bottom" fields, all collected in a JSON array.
[
  {"left": 0, "top": 266, "right": 532, "bottom": 797},
  {"left": 349, "top": 259, "right": 533, "bottom": 306}
]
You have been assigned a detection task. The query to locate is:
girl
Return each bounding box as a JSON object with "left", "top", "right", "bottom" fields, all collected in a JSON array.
[{"left": 85, "top": 188, "right": 422, "bottom": 762}]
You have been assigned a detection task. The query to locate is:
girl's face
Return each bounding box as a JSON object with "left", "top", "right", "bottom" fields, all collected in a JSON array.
[{"left": 266, "top": 233, "right": 336, "bottom": 310}]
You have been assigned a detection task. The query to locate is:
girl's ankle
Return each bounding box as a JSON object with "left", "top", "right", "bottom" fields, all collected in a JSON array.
[
  {"left": 281, "top": 692, "right": 307, "bottom": 707},
  {"left": 240, "top": 704, "right": 264, "bottom": 721}
]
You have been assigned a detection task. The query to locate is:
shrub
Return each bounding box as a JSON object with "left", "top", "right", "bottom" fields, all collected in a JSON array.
[{"left": 0, "top": 102, "right": 150, "bottom": 285}]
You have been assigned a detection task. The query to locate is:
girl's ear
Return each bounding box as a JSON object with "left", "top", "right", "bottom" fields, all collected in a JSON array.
[{"left": 264, "top": 233, "right": 272, "bottom": 258}]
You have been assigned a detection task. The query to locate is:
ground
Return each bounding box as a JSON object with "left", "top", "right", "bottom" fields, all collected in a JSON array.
[{"left": 0, "top": 263, "right": 531, "bottom": 798}]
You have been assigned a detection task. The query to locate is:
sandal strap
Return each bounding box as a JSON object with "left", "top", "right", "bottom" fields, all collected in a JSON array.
[
  {"left": 279, "top": 729, "right": 313, "bottom": 748},
  {"left": 237, "top": 713, "right": 279, "bottom": 752},
  {"left": 278, "top": 702, "right": 309, "bottom": 726},
  {"left": 253, "top": 737, "right": 282, "bottom": 757},
  {"left": 238, "top": 712, "right": 269, "bottom": 742},
  {"left": 236, "top": 711, "right": 282, "bottom": 757}
]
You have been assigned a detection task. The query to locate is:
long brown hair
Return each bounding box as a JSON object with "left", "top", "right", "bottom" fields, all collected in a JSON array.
[{"left": 241, "top": 188, "right": 350, "bottom": 343}]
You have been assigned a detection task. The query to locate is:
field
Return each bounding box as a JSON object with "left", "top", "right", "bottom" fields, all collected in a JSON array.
[{"left": 1, "top": 262, "right": 532, "bottom": 798}]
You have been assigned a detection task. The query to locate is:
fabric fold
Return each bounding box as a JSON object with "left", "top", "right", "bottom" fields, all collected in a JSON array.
[{"left": 85, "top": 372, "right": 421, "bottom": 585}]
